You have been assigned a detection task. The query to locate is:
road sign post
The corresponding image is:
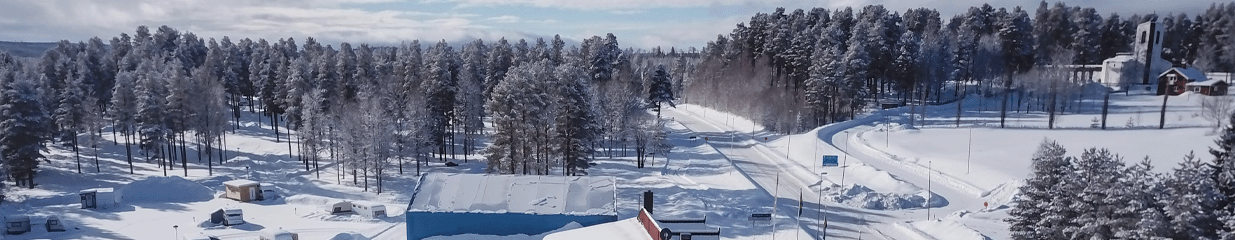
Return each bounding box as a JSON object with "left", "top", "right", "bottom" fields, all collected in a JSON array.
[{"left": 822, "top": 155, "right": 839, "bottom": 167}]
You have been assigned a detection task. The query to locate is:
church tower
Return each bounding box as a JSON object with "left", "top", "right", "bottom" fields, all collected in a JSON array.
[{"left": 1136, "top": 21, "right": 1163, "bottom": 84}]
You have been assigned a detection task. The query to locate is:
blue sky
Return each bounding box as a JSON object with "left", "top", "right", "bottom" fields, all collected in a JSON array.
[{"left": 0, "top": 0, "right": 1216, "bottom": 49}]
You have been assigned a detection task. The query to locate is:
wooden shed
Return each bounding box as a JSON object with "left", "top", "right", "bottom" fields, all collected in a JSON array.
[{"left": 223, "top": 179, "right": 263, "bottom": 202}]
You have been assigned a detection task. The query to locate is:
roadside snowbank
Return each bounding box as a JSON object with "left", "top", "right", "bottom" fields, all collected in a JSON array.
[{"left": 424, "top": 222, "right": 583, "bottom": 240}]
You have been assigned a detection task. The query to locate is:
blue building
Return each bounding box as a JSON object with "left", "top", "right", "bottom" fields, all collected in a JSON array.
[{"left": 405, "top": 173, "right": 618, "bottom": 239}]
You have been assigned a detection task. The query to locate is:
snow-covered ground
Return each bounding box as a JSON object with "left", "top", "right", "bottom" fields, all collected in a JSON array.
[{"left": 1, "top": 92, "right": 1225, "bottom": 240}]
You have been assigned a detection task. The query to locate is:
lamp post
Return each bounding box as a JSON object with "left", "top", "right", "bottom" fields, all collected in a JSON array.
[
  {"left": 173, "top": 225, "right": 179, "bottom": 239},
  {"left": 840, "top": 131, "right": 850, "bottom": 187},
  {"left": 967, "top": 125, "right": 974, "bottom": 174}
]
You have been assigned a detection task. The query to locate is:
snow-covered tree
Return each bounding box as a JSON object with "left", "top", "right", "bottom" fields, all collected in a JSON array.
[
  {"left": 1162, "top": 152, "right": 1222, "bottom": 239},
  {"left": 0, "top": 67, "right": 51, "bottom": 188},
  {"left": 1008, "top": 140, "right": 1076, "bottom": 240},
  {"left": 646, "top": 65, "right": 674, "bottom": 116}
]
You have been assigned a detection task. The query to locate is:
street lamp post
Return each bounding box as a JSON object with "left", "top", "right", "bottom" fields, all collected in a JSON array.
[
  {"left": 967, "top": 125, "right": 974, "bottom": 174},
  {"left": 840, "top": 131, "right": 850, "bottom": 187},
  {"left": 173, "top": 225, "right": 179, "bottom": 239}
]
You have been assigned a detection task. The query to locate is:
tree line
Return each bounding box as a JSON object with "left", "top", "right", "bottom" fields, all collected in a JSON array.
[
  {"left": 0, "top": 26, "right": 694, "bottom": 196},
  {"left": 687, "top": 2, "right": 1235, "bottom": 133},
  {"left": 1008, "top": 114, "right": 1235, "bottom": 239}
]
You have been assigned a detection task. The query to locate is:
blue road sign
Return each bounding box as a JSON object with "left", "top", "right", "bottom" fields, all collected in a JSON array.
[{"left": 823, "top": 155, "right": 839, "bottom": 167}]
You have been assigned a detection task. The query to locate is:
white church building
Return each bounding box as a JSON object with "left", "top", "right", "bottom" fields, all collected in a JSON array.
[{"left": 1097, "top": 20, "right": 1175, "bottom": 94}]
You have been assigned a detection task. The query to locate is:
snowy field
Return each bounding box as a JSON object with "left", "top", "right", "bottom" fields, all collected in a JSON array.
[{"left": 1, "top": 91, "right": 1228, "bottom": 240}]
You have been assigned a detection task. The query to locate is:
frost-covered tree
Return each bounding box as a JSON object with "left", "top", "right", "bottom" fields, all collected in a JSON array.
[
  {"left": 0, "top": 67, "right": 50, "bottom": 188},
  {"left": 553, "top": 64, "right": 599, "bottom": 175},
  {"left": 646, "top": 65, "right": 674, "bottom": 116},
  {"left": 110, "top": 70, "right": 139, "bottom": 174},
  {"left": 1008, "top": 140, "right": 1075, "bottom": 239},
  {"left": 1162, "top": 152, "right": 1222, "bottom": 239}
]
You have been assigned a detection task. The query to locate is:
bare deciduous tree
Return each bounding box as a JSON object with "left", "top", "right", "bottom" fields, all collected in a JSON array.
[{"left": 1200, "top": 95, "right": 1235, "bottom": 132}]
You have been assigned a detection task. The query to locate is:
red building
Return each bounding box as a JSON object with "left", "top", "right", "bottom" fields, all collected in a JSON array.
[{"left": 1158, "top": 67, "right": 1207, "bottom": 95}]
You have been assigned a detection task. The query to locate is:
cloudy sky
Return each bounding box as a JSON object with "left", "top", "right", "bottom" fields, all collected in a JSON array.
[{"left": 0, "top": 0, "right": 1215, "bottom": 49}]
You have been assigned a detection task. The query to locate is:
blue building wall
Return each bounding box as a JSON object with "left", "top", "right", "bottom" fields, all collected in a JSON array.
[{"left": 405, "top": 211, "right": 617, "bottom": 239}]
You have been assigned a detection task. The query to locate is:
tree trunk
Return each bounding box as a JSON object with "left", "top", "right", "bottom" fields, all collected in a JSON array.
[
  {"left": 1101, "top": 91, "right": 1111, "bottom": 129},
  {"left": 72, "top": 132, "right": 81, "bottom": 174},
  {"left": 125, "top": 129, "right": 134, "bottom": 174}
]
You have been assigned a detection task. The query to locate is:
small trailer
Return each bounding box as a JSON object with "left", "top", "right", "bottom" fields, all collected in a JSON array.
[
  {"left": 45, "top": 215, "right": 65, "bottom": 232},
  {"left": 209, "top": 208, "right": 245, "bottom": 226},
  {"left": 325, "top": 200, "right": 353, "bottom": 214},
  {"left": 351, "top": 201, "right": 386, "bottom": 218},
  {"left": 259, "top": 229, "right": 299, "bottom": 240},
  {"left": 5, "top": 215, "right": 31, "bottom": 235}
]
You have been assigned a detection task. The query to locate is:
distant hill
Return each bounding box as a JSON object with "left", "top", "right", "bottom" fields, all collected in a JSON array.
[{"left": 0, "top": 41, "right": 56, "bottom": 58}]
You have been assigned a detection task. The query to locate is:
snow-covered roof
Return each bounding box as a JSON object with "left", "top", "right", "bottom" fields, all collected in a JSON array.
[
  {"left": 1103, "top": 54, "right": 1136, "bottom": 63},
  {"left": 543, "top": 217, "right": 651, "bottom": 240},
  {"left": 352, "top": 200, "right": 384, "bottom": 208},
  {"left": 1187, "top": 79, "right": 1227, "bottom": 86},
  {"left": 1160, "top": 67, "right": 1208, "bottom": 81},
  {"left": 223, "top": 179, "right": 260, "bottom": 187},
  {"left": 408, "top": 173, "right": 617, "bottom": 216}
]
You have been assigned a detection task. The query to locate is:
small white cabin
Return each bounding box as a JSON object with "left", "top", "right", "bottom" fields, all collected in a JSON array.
[
  {"left": 351, "top": 201, "right": 386, "bottom": 218},
  {"left": 80, "top": 188, "right": 118, "bottom": 209}
]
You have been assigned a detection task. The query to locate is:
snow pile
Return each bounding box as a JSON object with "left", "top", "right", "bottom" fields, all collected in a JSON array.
[
  {"left": 908, "top": 219, "right": 991, "bottom": 240},
  {"left": 331, "top": 232, "right": 371, "bottom": 240},
  {"left": 117, "top": 176, "right": 213, "bottom": 203},
  {"left": 424, "top": 222, "right": 583, "bottom": 240},
  {"left": 980, "top": 180, "right": 1024, "bottom": 210},
  {"left": 832, "top": 184, "right": 947, "bottom": 210}
]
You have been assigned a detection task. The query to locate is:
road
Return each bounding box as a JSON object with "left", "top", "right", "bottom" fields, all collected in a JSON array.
[{"left": 664, "top": 105, "right": 999, "bottom": 240}]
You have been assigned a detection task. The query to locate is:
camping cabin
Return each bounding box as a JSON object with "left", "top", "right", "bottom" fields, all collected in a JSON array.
[
  {"left": 79, "top": 187, "right": 118, "bottom": 209},
  {"left": 5, "top": 215, "right": 30, "bottom": 234},
  {"left": 352, "top": 201, "right": 386, "bottom": 218},
  {"left": 223, "top": 179, "right": 263, "bottom": 202},
  {"left": 1187, "top": 80, "right": 1229, "bottom": 96},
  {"left": 45, "top": 216, "right": 65, "bottom": 232},
  {"left": 209, "top": 208, "right": 245, "bottom": 226},
  {"left": 326, "top": 200, "right": 353, "bottom": 214},
  {"left": 259, "top": 229, "right": 299, "bottom": 240}
]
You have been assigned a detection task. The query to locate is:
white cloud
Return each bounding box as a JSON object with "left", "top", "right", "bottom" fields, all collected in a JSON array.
[
  {"left": 0, "top": 0, "right": 506, "bottom": 46},
  {"left": 486, "top": 15, "right": 522, "bottom": 23}
]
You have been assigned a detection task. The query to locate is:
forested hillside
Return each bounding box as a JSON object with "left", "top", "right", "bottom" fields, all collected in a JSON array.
[
  {"left": 0, "top": 26, "right": 697, "bottom": 196},
  {"left": 688, "top": 2, "right": 1235, "bottom": 133}
]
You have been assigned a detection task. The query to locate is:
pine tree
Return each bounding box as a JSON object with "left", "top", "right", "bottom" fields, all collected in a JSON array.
[
  {"left": 1008, "top": 140, "right": 1075, "bottom": 239},
  {"left": 110, "top": 71, "right": 139, "bottom": 173},
  {"left": 553, "top": 64, "right": 599, "bottom": 175},
  {"left": 647, "top": 65, "right": 674, "bottom": 116},
  {"left": 1066, "top": 148, "right": 1129, "bottom": 239},
  {"left": 1163, "top": 152, "right": 1222, "bottom": 239},
  {"left": 0, "top": 68, "right": 51, "bottom": 188}
]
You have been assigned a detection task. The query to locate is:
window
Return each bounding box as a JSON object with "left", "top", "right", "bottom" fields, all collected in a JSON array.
[
  {"left": 9, "top": 222, "right": 21, "bottom": 228},
  {"left": 48, "top": 220, "right": 58, "bottom": 225},
  {"left": 1141, "top": 31, "right": 1146, "bottom": 43},
  {"left": 1157, "top": 32, "right": 1162, "bottom": 44}
]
